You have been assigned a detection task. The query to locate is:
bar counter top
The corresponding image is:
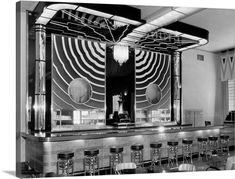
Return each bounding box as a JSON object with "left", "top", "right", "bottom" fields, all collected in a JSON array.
[{"left": 21, "top": 124, "right": 232, "bottom": 142}]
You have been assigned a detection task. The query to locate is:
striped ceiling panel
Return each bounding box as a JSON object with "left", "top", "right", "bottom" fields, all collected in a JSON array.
[
  {"left": 135, "top": 49, "right": 171, "bottom": 109},
  {"left": 52, "top": 34, "right": 106, "bottom": 110},
  {"left": 59, "top": 10, "right": 111, "bottom": 29}
]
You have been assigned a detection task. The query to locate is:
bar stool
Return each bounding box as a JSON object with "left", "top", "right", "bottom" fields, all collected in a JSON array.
[
  {"left": 109, "top": 146, "right": 124, "bottom": 174},
  {"left": 150, "top": 142, "right": 162, "bottom": 167},
  {"left": 167, "top": 141, "right": 179, "bottom": 167},
  {"left": 182, "top": 139, "right": 193, "bottom": 164},
  {"left": 131, "top": 144, "right": 144, "bottom": 167},
  {"left": 83, "top": 149, "right": 99, "bottom": 176},
  {"left": 208, "top": 136, "right": 219, "bottom": 157},
  {"left": 57, "top": 151, "right": 74, "bottom": 176},
  {"left": 115, "top": 163, "right": 137, "bottom": 174},
  {"left": 220, "top": 135, "right": 230, "bottom": 156},
  {"left": 197, "top": 137, "right": 208, "bottom": 161}
]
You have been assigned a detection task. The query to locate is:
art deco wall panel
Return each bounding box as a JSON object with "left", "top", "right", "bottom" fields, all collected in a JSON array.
[
  {"left": 52, "top": 35, "right": 106, "bottom": 110},
  {"left": 135, "top": 49, "right": 171, "bottom": 110}
]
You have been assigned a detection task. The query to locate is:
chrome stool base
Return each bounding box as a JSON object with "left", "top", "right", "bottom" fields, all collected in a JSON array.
[
  {"left": 109, "top": 147, "right": 123, "bottom": 174},
  {"left": 150, "top": 142, "right": 162, "bottom": 167},
  {"left": 207, "top": 137, "right": 219, "bottom": 159},
  {"left": 167, "top": 141, "right": 178, "bottom": 167},
  {"left": 57, "top": 152, "right": 74, "bottom": 176},
  {"left": 182, "top": 139, "right": 193, "bottom": 164},
  {"left": 220, "top": 135, "right": 230, "bottom": 156},
  {"left": 198, "top": 137, "right": 208, "bottom": 161},
  {"left": 84, "top": 149, "right": 100, "bottom": 176},
  {"left": 131, "top": 144, "right": 144, "bottom": 167}
]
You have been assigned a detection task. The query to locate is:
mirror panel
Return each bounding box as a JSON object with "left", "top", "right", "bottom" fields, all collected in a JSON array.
[{"left": 105, "top": 46, "right": 135, "bottom": 124}]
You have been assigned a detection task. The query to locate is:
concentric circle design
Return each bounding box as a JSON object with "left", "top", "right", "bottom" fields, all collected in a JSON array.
[
  {"left": 135, "top": 49, "right": 171, "bottom": 109},
  {"left": 52, "top": 35, "right": 106, "bottom": 110},
  {"left": 146, "top": 83, "right": 162, "bottom": 104},
  {"left": 68, "top": 78, "right": 92, "bottom": 104}
]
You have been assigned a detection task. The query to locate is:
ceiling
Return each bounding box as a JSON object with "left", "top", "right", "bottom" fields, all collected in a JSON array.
[
  {"left": 25, "top": 1, "right": 235, "bottom": 53},
  {"left": 181, "top": 8, "right": 235, "bottom": 52},
  {"left": 133, "top": 5, "right": 235, "bottom": 53},
  {"left": 30, "top": 2, "right": 208, "bottom": 53}
]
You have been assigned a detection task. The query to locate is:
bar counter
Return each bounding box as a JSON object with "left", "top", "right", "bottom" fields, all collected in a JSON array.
[
  {"left": 23, "top": 124, "right": 195, "bottom": 142},
  {"left": 22, "top": 124, "right": 234, "bottom": 175}
]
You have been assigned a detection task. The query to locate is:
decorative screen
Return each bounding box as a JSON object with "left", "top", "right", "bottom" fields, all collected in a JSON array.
[
  {"left": 51, "top": 35, "right": 106, "bottom": 128},
  {"left": 135, "top": 49, "right": 171, "bottom": 123}
]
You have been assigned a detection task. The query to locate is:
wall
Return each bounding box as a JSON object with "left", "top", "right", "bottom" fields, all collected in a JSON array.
[
  {"left": 16, "top": 2, "right": 27, "bottom": 175},
  {"left": 182, "top": 49, "right": 223, "bottom": 126},
  {"left": 16, "top": 1, "right": 38, "bottom": 177}
]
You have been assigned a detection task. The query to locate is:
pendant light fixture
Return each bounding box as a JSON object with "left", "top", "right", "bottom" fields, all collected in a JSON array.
[{"left": 113, "top": 45, "right": 129, "bottom": 66}]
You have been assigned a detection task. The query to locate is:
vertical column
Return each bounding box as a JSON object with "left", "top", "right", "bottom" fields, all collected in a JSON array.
[
  {"left": 172, "top": 51, "right": 182, "bottom": 125},
  {"left": 34, "top": 24, "right": 46, "bottom": 131}
]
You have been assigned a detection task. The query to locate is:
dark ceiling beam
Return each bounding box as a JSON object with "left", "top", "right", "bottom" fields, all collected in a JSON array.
[
  {"left": 165, "top": 21, "right": 209, "bottom": 41},
  {"left": 32, "top": 2, "right": 145, "bottom": 25},
  {"left": 77, "top": 3, "right": 144, "bottom": 23},
  {"left": 31, "top": 2, "right": 209, "bottom": 52}
]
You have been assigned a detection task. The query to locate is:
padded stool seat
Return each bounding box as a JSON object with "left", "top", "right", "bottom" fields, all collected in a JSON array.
[
  {"left": 182, "top": 139, "right": 193, "bottom": 145},
  {"left": 198, "top": 137, "right": 208, "bottom": 142},
  {"left": 58, "top": 152, "right": 74, "bottom": 159},
  {"left": 150, "top": 142, "right": 162, "bottom": 148},
  {"left": 110, "top": 147, "right": 124, "bottom": 153},
  {"left": 220, "top": 135, "right": 229, "bottom": 140},
  {"left": 167, "top": 141, "right": 179, "bottom": 146},
  {"left": 84, "top": 149, "right": 99, "bottom": 156},
  {"left": 131, "top": 144, "right": 144, "bottom": 151},
  {"left": 208, "top": 136, "right": 218, "bottom": 141}
]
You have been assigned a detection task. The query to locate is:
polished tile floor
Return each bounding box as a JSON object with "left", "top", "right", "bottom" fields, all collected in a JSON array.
[
  {"left": 21, "top": 150, "right": 234, "bottom": 177},
  {"left": 114, "top": 150, "right": 235, "bottom": 174}
]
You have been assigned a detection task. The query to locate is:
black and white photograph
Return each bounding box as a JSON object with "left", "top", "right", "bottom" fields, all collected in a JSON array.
[{"left": 12, "top": 0, "right": 235, "bottom": 178}]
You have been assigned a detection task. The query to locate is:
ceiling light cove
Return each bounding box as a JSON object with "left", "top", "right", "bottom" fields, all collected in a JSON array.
[{"left": 33, "top": 3, "right": 209, "bottom": 52}]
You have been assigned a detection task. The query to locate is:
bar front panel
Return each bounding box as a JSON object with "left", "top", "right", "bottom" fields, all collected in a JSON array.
[{"left": 24, "top": 125, "right": 233, "bottom": 174}]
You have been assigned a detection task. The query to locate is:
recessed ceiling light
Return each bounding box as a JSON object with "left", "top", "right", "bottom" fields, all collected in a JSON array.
[
  {"left": 48, "top": 4, "right": 78, "bottom": 11},
  {"left": 36, "top": 4, "right": 78, "bottom": 24},
  {"left": 121, "top": 36, "right": 139, "bottom": 42},
  {"left": 149, "top": 10, "right": 185, "bottom": 27},
  {"left": 134, "top": 23, "right": 158, "bottom": 33},
  {"left": 158, "top": 28, "right": 183, "bottom": 36},
  {"left": 36, "top": 17, "right": 51, "bottom": 25},
  {"left": 180, "top": 34, "right": 201, "bottom": 41},
  {"left": 40, "top": 8, "right": 57, "bottom": 18}
]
